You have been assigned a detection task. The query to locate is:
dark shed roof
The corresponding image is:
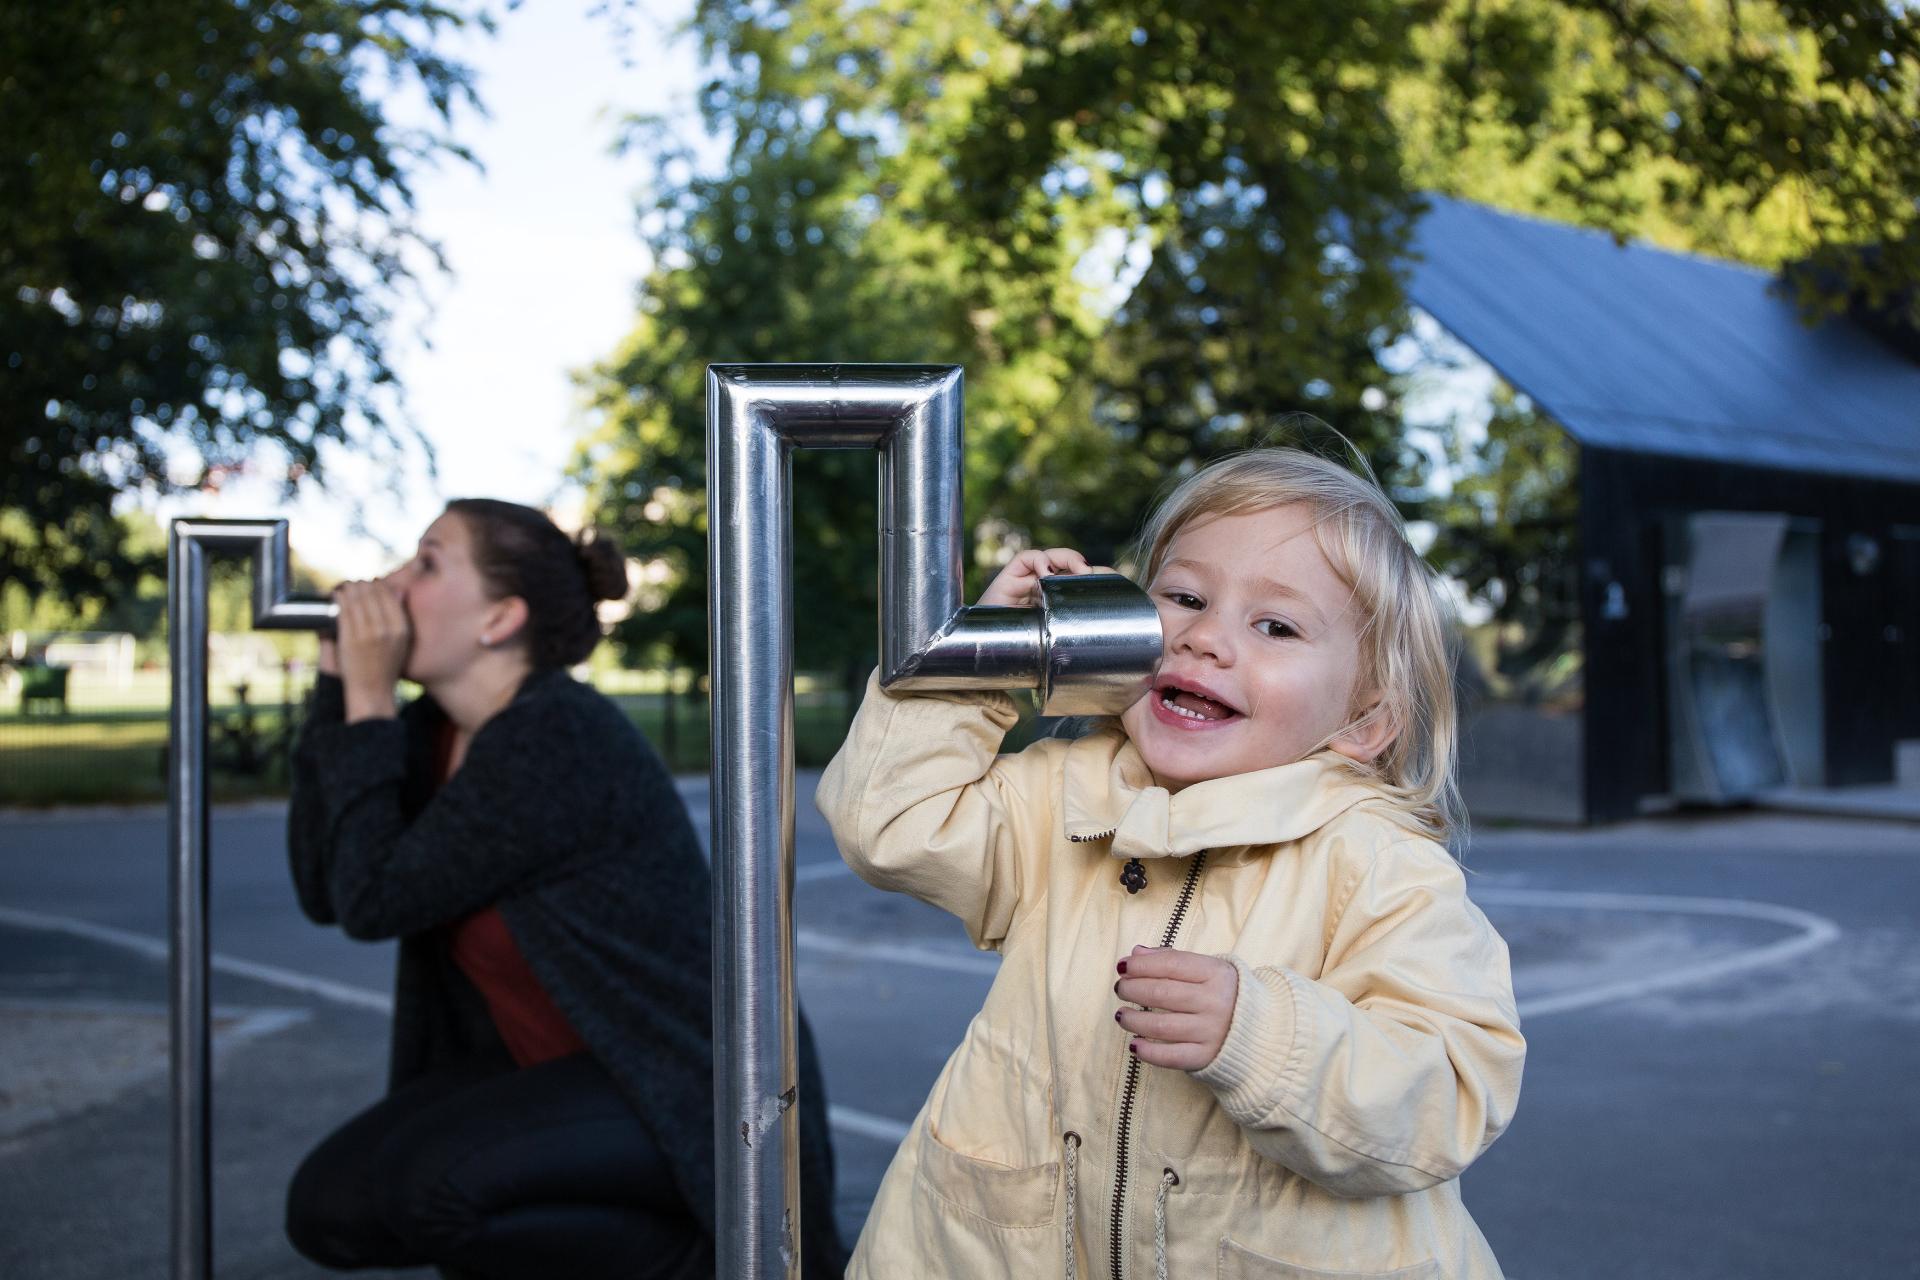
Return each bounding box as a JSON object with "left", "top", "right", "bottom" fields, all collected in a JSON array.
[{"left": 1403, "top": 195, "right": 1920, "bottom": 485}]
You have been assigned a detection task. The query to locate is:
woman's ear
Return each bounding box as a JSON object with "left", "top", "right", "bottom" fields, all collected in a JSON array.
[
  {"left": 1329, "top": 695, "right": 1398, "bottom": 765},
  {"left": 482, "top": 596, "right": 531, "bottom": 650}
]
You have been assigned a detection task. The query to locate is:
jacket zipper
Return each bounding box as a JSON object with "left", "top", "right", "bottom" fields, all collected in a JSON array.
[{"left": 1109, "top": 850, "right": 1207, "bottom": 1280}]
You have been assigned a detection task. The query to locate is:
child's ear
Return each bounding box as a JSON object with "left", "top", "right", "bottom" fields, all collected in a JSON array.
[{"left": 1328, "top": 695, "right": 1397, "bottom": 765}]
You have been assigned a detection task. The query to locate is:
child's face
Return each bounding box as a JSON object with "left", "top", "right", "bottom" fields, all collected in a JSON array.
[{"left": 1119, "top": 503, "right": 1381, "bottom": 791}]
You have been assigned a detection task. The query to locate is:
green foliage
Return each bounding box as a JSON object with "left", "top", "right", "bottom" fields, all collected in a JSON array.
[
  {"left": 578, "top": 0, "right": 1434, "bottom": 674},
  {"left": 0, "top": 507, "right": 329, "bottom": 662},
  {"left": 578, "top": 0, "right": 1918, "bottom": 673},
  {"left": 1428, "top": 391, "right": 1583, "bottom": 685},
  {"left": 0, "top": 0, "right": 484, "bottom": 604},
  {"left": 1405, "top": 0, "right": 1920, "bottom": 311}
]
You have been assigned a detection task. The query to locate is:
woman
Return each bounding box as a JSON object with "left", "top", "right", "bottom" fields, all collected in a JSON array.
[{"left": 283, "top": 498, "right": 845, "bottom": 1280}]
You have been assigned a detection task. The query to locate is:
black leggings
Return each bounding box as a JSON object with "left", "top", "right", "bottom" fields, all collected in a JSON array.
[{"left": 285, "top": 1053, "right": 710, "bottom": 1280}]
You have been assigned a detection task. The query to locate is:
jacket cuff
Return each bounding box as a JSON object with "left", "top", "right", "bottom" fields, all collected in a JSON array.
[
  {"left": 1192, "top": 955, "right": 1302, "bottom": 1120},
  {"left": 307, "top": 718, "right": 408, "bottom": 801}
]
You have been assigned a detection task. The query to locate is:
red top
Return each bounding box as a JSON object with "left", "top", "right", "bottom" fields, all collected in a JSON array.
[
  {"left": 434, "top": 722, "right": 586, "bottom": 1068},
  {"left": 449, "top": 907, "right": 587, "bottom": 1067}
]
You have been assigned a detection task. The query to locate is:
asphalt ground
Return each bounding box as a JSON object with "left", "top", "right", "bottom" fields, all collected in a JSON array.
[{"left": 2, "top": 781, "right": 1917, "bottom": 1279}]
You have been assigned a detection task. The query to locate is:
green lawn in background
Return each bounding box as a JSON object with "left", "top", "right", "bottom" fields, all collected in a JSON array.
[
  {"left": 0, "top": 675, "right": 1050, "bottom": 808},
  {"left": 0, "top": 708, "right": 306, "bottom": 807},
  {"left": 0, "top": 683, "right": 895, "bottom": 807}
]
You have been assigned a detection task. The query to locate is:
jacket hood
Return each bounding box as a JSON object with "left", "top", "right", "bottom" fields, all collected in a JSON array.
[{"left": 1060, "top": 728, "right": 1387, "bottom": 860}]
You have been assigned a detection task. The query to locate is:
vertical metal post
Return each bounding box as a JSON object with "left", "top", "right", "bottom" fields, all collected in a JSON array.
[
  {"left": 165, "top": 519, "right": 334, "bottom": 1280},
  {"left": 706, "top": 364, "right": 1161, "bottom": 1278},
  {"left": 166, "top": 526, "right": 213, "bottom": 1280}
]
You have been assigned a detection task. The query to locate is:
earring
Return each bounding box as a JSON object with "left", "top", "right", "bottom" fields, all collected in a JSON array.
[{"left": 479, "top": 635, "right": 493, "bottom": 648}]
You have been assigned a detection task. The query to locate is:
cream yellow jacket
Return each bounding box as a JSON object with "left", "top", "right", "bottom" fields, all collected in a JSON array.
[{"left": 817, "top": 676, "right": 1525, "bottom": 1280}]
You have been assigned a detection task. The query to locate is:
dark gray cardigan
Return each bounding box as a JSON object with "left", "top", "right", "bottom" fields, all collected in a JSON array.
[{"left": 288, "top": 669, "right": 845, "bottom": 1277}]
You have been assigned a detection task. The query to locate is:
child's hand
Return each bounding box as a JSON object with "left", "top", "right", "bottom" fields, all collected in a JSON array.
[
  {"left": 978, "top": 547, "right": 1113, "bottom": 608},
  {"left": 1114, "top": 945, "right": 1239, "bottom": 1071}
]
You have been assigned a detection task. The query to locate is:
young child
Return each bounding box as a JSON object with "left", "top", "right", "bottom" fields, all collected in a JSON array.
[{"left": 818, "top": 448, "right": 1525, "bottom": 1279}]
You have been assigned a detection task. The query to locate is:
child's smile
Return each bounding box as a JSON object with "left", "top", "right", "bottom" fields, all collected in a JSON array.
[
  {"left": 1147, "top": 674, "right": 1243, "bottom": 725},
  {"left": 1120, "top": 503, "right": 1390, "bottom": 791}
]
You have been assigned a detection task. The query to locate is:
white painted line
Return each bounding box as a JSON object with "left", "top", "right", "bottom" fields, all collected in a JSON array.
[
  {"left": 0, "top": 906, "right": 396, "bottom": 1015},
  {"left": 827, "top": 1104, "right": 911, "bottom": 1145},
  {"left": 0, "top": 906, "right": 921, "bottom": 1144},
  {"left": 3, "top": 886, "right": 1847, "bottom": 1151},
  {"left": 795, "top": 928, "right": 1000, "bottom": 976},
  {"left": 0, "top": 906, "right": 170, "bottom": 962},
  {"left": 202, "top": 951, "right": 394, "bottom": 1014},
  {"left": 1476, "top": 887, "right": 1843, "bottom": 1018},
  {"left": 220, "top": 1006, "right": 315, "bottom": 1044}
]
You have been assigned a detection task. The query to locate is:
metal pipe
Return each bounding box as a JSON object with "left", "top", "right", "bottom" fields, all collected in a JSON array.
[
  {"left": 705, "top": 364, "right": 1162, "bottom": 1278},
  {"left": 166, "top": 524, "right": 211, "bottom": 1280},
  {"left": 166, "top": 519, "right": 334, "bottom": 1280},
  {"left": 708, "top": 388, "right": 801, "bottom": 1276}
]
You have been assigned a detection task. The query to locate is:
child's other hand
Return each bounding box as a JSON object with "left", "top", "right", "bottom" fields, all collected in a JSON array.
[
  {"left": 1114, "top": 945, "right": 1238, "bottom": 1071},
  {"left": 978, "top": 547, "right": 1113, "bottom": 608}
]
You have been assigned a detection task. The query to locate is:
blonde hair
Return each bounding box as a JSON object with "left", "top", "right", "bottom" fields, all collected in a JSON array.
[{"left": 1133, "top": 448, "right": 1463, "bottom": 840}]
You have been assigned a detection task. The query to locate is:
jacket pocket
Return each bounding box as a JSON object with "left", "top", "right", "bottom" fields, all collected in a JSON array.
[
  {"left": 914, "top": 1124, "right": 1060, "bottom": 1230},
  {"left": 1219, "top": 1238, "right": 1443, "bottom": 1280}
]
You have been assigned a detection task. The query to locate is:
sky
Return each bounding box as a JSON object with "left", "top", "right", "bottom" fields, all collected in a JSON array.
[{"left": 145, "top": 0, "right": 698, "bottom": 581}]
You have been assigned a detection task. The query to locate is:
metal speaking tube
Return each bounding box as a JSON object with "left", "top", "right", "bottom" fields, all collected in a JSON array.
[
  {"left": 166, "top": 519, "right": 334, "bottom": 1280},
  {"left": 705, "top": 363, "right": 1163, "bottom": 1277}
]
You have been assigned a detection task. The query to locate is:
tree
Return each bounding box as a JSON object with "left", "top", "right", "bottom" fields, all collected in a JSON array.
[
  {"left": 0, "top": 0, "right": 483, "bottom": 603},
  {"left": 578, "top": 0, "right": 1432, "bottom": 676},
  {"left": 1407, "top": 0, "right": 1920, "bottom": 310},
  {"left": 0, "top": 507, "right": 329, "bottom": 662},
  {"left": 578, "top": 0, "right": 1920, "bottom": 674}
]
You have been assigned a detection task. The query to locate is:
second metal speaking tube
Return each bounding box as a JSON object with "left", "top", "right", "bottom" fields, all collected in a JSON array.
[{"left": 166, "top": 518, "right": 335, "bottom": 1280}]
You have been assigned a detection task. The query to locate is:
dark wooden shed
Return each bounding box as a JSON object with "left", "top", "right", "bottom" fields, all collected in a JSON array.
[{"left": 1406, "top": 198, "right": 1920, "bottom": 822}]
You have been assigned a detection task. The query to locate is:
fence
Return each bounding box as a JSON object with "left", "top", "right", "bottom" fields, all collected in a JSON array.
[
  {"left": 0, "top": 661, "right": 875, "bottom": 807},
  {"left": 0, "top": 661, "right": 319, "bottom": 807}
]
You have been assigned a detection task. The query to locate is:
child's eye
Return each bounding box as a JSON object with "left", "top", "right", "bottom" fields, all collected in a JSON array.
[
  {"left": 1257, "top": 619, "right": 1297, "bottom": 640},
  {"left": 1162, "top": 591, "right": 1203, "bottom": 610}
]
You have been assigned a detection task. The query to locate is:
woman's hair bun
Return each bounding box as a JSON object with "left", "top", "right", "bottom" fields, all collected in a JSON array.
[{"left": 574, "top": 528, "right": 630, "bottom": 603}]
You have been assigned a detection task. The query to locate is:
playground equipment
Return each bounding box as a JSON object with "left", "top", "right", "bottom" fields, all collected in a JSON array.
[
  {"left": 159, "top": 363, "right": 1163, "bottom": 1279},
  {"left": 165, "top": 519, "right": 333, "bottom": 1280},
  {"left": 704, "top": 364, "right": 1162, "bottom": 1277}
]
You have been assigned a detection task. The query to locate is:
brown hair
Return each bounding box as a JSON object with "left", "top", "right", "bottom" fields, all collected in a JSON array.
[{"left": 445, "top": 499, "right": 629, "bottom": 670}]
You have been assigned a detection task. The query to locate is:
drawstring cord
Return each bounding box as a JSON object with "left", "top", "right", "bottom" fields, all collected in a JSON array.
[
  {"left": 1152, "top": 1167, "right": 1179, "bottom": 1280},
  {"left": 1062, "top": 1131, "right": 1082, "bottom": 1280},
  {"left": 1060, "top": 1134, "right": 1173, "bottom": 1278}
]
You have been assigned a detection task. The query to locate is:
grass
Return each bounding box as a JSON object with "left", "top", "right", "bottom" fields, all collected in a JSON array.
[
  {"left": 0, "top": 679, "right": 936, "bottom": 807},
  {"left": 0, "top": 708, "right": 307, "bottom": 807}
]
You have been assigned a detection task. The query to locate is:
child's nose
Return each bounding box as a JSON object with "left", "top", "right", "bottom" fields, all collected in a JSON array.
[{"left": 1172, "top": 610, "right": 1232, "bottom": 663}]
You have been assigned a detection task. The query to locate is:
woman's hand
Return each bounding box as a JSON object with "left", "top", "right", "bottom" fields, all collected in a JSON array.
[
  {"left": 1114, "top": 945, "right": 1240, "bottom": 1071},
  {"left": 333, "top": 579, "right": 411, "bottom": 722},
  {"left": 978, "top": 547, "right": 1112, "bottom": 608}
]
